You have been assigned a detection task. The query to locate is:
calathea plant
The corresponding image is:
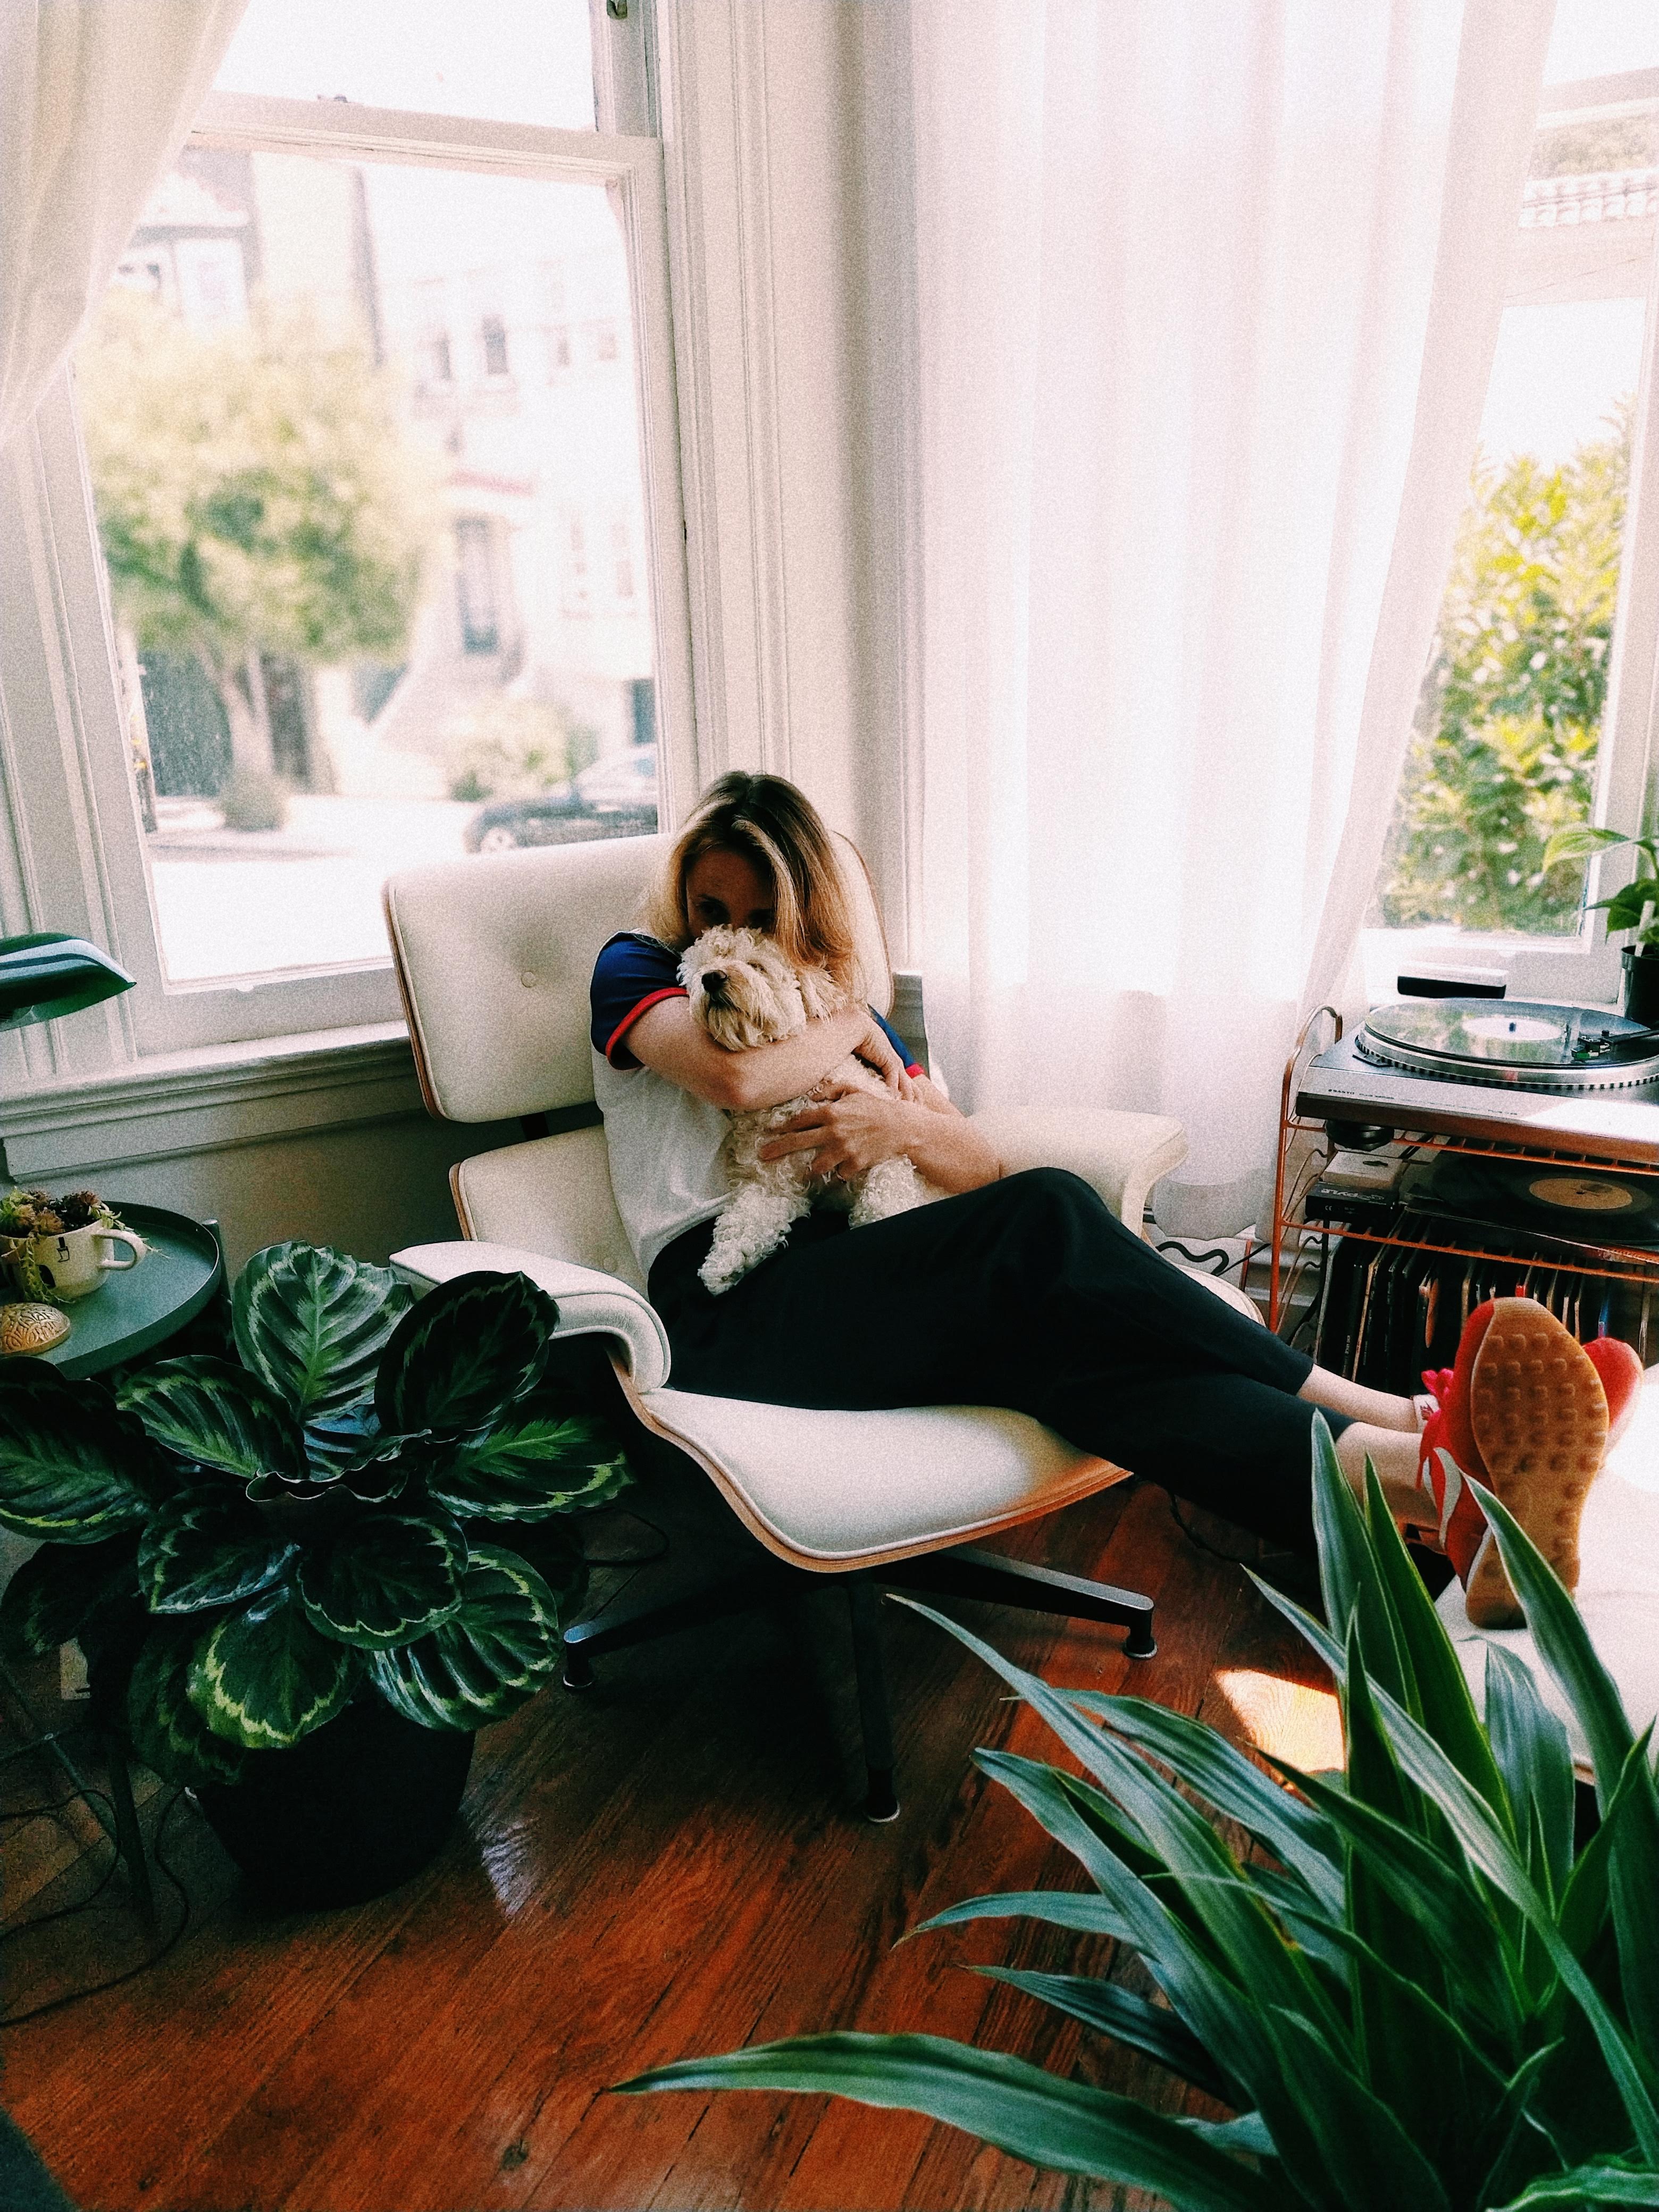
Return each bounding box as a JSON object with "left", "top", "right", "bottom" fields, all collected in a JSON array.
[
  {"left": 627, "top": 1423, "right": 1659, "bottom": 2212},
  {"left": 0, "top": 1244, "right": 631, "bottom": 1785}
]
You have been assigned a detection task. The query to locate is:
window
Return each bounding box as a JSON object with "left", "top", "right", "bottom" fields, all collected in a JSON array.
[
  {"left": 1365, "top": 4, "right": 1659, "bottom": 1003},
  {"left": 4, "top": 0, "right": 692, "bottom": 1054}
]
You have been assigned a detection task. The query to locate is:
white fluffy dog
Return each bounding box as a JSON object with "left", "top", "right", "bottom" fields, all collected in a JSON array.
[{"left": 680, "top": 925, "right": 941, "bottom": 1295}]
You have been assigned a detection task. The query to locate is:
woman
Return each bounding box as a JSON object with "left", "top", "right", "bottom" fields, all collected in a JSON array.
[{"left": 591, "top": 774, "right": 1635, "bottom": 1622}]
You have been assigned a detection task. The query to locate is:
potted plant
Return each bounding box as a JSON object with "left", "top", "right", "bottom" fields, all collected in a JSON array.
[
  {"left": 0, "top": 1186, "right": 144, "bottom": 1303},
  {"left": 626, "top": 1424, "right": 1659, "bottom": 2210},
  {"left": 0, "top": 1243, "right": 632, "bottom": 1907},
  {"left": 1543, "top": 824, "right": 1659, "bottom": 1024}
]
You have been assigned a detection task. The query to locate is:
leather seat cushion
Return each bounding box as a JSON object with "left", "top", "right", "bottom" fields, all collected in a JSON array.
[{"left": 633, "top": 1386, "right": 1119, "bottom": 1564}]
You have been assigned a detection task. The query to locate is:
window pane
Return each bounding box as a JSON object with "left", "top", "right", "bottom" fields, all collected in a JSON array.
[
  {"left": 212, "top": 0, "right": 596, "bottom": 132},
  {"left": 1369, "top": 16, "right": 1657, "bottom": 941},
  {"left": 79, "top": 151, "right": 660, "bottom": 985}
]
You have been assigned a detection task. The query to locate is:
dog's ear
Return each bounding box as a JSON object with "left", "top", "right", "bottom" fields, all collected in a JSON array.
[{"left": 797, "top": 965, "right": 843, "bottom": 1020}]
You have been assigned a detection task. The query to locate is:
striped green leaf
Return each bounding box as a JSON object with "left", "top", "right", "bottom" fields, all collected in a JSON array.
[
  {"left": 1062, "top": 1689, "right": 1342, "bottom": 1912},
  {"left": 618, "top": 2034, "right": 1284, "bottom": 2212},
  {"left": 1474, "top": 1484, "right": 1636, "bottom": 1805},
  {"left": 376, "top": 1273, "right": 557, "bottom": 1438},
  {"left": 0, "top": 1534, "right": 138, "bottom": 1657},
  {"left": 1265, "top": 2006, "right": 1451, "bottom": 2212},
  {"left": 1309, "top": 1417, "right": 1409, "bottom": 1710},
  {"left": 1485, "top": 1644, "right": 1576, "bottom": 1906},
  {"left": 365, "top": 1540, "right": 573, "bottom": 1729},
  {"left": 188, "top": 1583, "right": 363, "bottom": 1749},
  {"left": 974, "top": 1968, "right": 1231, "bottom": 2103},
  {"left": 233, "top": 1242, "right": 412, "bottom": 1420},
  {"left": 1360, "top": 1463, "right": 1511, "bottom": 1822},
  {"left": 296, "top": 1511, "right": 466, "bottom": 1649},
  {"left": 126, "top": 1617, "right": 247, "bottom": 1787},
  {"left": 427, "top": 1411, "right": 633, "bottom": 1522},
  {"left": 1494, "top": 2163, "right": 1659, "bottom": 2208},
  {"left": 118, "top": 1355, "right": 304, "bottom": 1486},
  {"left": 0, "top": 1362, "right": 155, "bottom": 1544},
  {"left": 912, "top": 1889, "right": 1141, "bottom": 1945},
  {"left": 138, "top": 1490, "right": 296, "bottom": 1614}
]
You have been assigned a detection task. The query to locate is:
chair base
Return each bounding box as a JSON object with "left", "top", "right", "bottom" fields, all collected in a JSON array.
[{"left": 560, "top": 1524, "right": 1155, "bottom": 1821}]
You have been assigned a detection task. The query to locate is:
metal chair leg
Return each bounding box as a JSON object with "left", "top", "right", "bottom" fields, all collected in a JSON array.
[
  {"left": 886, "top": 1544, "right": 1157, "bottom": 1658},
  {"left": 848, "top": 1578, "right": 899, "bottom": 1823},
  {"left": 560, "top": 1554, "right": 794, "bottom": 1687}
]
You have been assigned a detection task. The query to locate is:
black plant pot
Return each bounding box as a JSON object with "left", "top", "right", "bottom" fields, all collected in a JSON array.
[
  {"left": 1623, "top": 945, "right": 1659, "bottom": 1028},
  {"left": 193, "top": 1695, "right": 474, "bottom": 1910}
]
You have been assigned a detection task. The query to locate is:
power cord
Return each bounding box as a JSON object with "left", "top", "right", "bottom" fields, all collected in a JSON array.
[
  {"left": 0, "top": 1785, "right": 192, "bottom": 2027},
  {"left": 1154, "top": 1240, "right": 1247, "bottom": 1280}
]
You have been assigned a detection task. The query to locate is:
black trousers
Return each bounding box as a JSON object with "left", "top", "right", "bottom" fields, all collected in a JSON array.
[{"left": 648, "top": 1167, "right": 1351, "bottom": 1555}]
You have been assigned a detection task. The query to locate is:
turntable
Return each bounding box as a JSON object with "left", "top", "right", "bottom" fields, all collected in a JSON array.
[{"left": 1297, "top": 998, "right": 1659, "bottom": 1164}]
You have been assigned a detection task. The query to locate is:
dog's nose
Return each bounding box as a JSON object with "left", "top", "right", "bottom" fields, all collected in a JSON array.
[{"left": 703, "top": 970, "right": 728, "bottom": 1002}]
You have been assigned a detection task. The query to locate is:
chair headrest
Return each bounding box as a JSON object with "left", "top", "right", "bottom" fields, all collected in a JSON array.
[{"left": 385, "top": 827, "right": 893, "bottom": 1125}]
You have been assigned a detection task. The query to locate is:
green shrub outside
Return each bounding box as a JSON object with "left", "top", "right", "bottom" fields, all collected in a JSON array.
[{"left": 1373, "top": 407, "right": 1629, "bottom": 937}]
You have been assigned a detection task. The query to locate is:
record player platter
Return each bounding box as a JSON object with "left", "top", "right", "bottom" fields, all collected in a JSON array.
[{"left": 1355, "top": 999, "right": 1659, "bottom": 1094}]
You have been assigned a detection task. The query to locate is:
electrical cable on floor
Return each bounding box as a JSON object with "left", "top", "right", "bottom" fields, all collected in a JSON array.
[
  {"left": 1154, "top": 1240, "right": 1246, "bottom": 1279},
  {"left": 0, "top": 1786, "right": 192, "bottom": 2028},
  {"left": 1164, "top": 1491, "right": 1271, "bottom": 1568}
]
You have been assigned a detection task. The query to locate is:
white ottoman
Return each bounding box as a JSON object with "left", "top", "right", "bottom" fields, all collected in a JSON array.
[{"left": 1438, "top": 1369, "right": 1659, "bottom": 1780}]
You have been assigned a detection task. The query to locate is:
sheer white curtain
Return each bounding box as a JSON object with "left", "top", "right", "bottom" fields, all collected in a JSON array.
[
  {"left": 912, "top": 0, "right": 1553, "bottom": 1236},
  {"left": 0, "top": 0, "right": 245, "bottom": 450}
]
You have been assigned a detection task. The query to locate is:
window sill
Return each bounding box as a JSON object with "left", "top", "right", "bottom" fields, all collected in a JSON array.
[
  {"left": 0, "top": 970, "right": 929, "bottom": 1184},
  {"left": 0, "top": 1021, "right": 426, "bottom": 1181}
]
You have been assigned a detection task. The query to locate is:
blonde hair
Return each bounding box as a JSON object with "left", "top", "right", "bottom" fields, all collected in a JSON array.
[{"left": 645, "top": 773, "right": 860, "bottom": 995}]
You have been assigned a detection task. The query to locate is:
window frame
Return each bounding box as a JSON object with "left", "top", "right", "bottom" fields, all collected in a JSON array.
[
  {"left": 1363, "top": 68, "right": 1659, "bottom": 1009},
  {"left": 0, "top": 85, "right": 696, "bottom": 1063}
]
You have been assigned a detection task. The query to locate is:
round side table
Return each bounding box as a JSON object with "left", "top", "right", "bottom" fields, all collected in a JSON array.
[
  {"left": 4, "top": 1201, "right": 223, "bottom": 1921},
  {"left": 31, "top": 1202, "right": 223, "bottom": 1379}
]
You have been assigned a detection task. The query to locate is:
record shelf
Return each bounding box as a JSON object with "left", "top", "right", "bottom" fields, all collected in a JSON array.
[{"left": 1269, "top": 1009, "right": 1659, "bottom": 1392}]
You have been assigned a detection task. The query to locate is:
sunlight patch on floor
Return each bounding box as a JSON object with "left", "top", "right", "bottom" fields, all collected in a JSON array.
[{"left": 1216, "top": 1669, "right": 1344, "bottom": 1773}]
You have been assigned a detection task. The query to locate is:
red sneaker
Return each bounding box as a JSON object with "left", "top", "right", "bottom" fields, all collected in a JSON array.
[
  {"left": 1585, "top": 1333, "right": 1643, "bottom": 1451},
  {"left": 1418, "top": 1298, "right": 1611, "bottom": 1628}
]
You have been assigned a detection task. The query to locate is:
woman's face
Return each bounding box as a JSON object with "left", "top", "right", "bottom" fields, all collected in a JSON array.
[{"left": 685, "top": 846, "right": 775, "bottom": 936}]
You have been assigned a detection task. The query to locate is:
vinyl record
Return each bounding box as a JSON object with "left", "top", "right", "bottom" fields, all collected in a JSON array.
[
  {"left": 1399, "top": 1153, "right": 1659, "bottom": 1249},
  {"left": 1522, "top": 1170, "right": 1657, "bottom": 1225}
]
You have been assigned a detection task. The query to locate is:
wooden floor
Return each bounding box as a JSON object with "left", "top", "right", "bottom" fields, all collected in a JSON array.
[{"left": 1, "top": 1476, "right": 1336, "bottom": 2212}]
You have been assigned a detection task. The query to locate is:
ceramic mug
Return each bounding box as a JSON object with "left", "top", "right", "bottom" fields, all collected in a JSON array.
[{"left": 31, "top": 1221, "right": 147, "bottom": 1302}]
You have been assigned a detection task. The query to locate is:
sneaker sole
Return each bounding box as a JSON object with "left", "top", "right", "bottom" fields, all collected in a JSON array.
[{"left": 1465, "top": 1297, "right": 1607, "bottom": 1628}]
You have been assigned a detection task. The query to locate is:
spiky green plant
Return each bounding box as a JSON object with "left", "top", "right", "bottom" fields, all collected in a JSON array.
[
  {"left": 0, "top": 1244, "right": 631, "bottom": 1783},
  {"left": 624, "top": 1422, "right": 1659, "bottom": 2210}
]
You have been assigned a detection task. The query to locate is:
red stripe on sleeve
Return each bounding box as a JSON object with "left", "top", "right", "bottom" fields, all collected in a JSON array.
[{"left": 606, "top": 986, "right": 688, "bottom": 1066}]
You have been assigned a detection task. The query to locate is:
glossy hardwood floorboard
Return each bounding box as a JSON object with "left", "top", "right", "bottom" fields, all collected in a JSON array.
[{"left": 2, "top": 1476, "right": 1330, "bottom": 2212}]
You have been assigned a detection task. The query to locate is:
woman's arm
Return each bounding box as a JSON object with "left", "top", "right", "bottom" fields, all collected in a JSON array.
[
  {"left": 626, "top": 996, "right": 907, "bottom": 1111},
  {"left": 758, "top": 1080, "right": 1003, "bottom": 1195}
]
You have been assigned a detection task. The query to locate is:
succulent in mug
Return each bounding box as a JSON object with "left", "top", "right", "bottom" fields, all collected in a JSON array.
[{"left": 0, "top": 1243, "right": 631, "bottom": 1785}]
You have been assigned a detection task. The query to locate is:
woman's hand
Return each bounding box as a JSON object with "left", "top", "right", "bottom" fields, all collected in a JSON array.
[
  {"left": 852, "top": 1017, "right": 915, "bottom": 1099},
  {"left": 758, "top": 1082, "right": 919, "bottom": 1181}
]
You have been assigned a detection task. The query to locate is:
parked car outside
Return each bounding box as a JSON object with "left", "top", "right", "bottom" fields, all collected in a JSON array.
[{"left": 464, "top": 744, "right": 659, "bottom": 854}]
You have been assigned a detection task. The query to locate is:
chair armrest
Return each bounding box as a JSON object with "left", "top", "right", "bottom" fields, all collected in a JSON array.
[
  {"left": 969, "top": 1108, "right": 1188, "bottom": 1234},
  {"left": 390, "top": 1239, "right": 671, "bottom": 1391}
]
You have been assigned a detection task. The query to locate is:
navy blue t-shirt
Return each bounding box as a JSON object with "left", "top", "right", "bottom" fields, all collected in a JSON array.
[{"left": 590, "top": 932, "right": 919, "bottom": 1075}]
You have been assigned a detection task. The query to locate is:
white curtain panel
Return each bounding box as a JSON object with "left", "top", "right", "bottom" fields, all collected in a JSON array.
[
  {"left": 912, "top": 0, "right": 1553, "bottom": 1237},
  {"left": 0, "top": 0, "right": 246, "bottom": 451}
]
